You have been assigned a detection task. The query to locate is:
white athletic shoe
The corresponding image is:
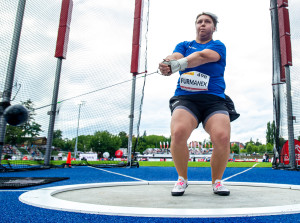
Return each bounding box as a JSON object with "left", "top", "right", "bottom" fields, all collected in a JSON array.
[
  {"left": 212, "top": 179, "right": 230, "bottom": 196},
  {"left": 171, "top": 176, "right": 188, "bottom": 196}
]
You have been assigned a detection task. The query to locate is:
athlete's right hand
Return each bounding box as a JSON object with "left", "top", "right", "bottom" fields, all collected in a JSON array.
[
  {"left": 159, "top": 59, "right": 172, "bottom": 76},
  {"left": 159, "top": 58, "right": 188, "bottom": 75}
]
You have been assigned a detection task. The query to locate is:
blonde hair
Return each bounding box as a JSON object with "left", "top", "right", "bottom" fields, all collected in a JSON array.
[{"left": 195, "top": 12, "right": 218, "bottom": 28}]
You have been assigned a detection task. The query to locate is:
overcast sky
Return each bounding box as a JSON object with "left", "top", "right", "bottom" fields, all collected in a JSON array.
[{"left": 1, "top": 0, "right": 300, "bottom": 146}]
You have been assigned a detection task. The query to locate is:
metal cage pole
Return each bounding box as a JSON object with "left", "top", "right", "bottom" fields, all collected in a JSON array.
[
  {"left": 128, "top": 0, "right": 144, "bottom": 167},
  {"left": 270, "top": 0, "right": 282, "bottom": 167},
  {"left": 285, "top": 65, "right": 296, "bottom": 169},
  {"left": 44, "top": 0, "right": 73, "bottom": 166},
  {"left": 0, "top": 0, "right": 26, "bottom": 163},
  {"left": 127, "top": 76, "right": 137, "bottom": 166},
  {"left": 44, "top": 58, "right": 63, "bottom": 166}
]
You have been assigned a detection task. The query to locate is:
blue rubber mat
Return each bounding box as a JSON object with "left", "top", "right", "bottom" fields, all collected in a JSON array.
[{"left": 1, "top": 166, "right": 300, "bottom": 222}]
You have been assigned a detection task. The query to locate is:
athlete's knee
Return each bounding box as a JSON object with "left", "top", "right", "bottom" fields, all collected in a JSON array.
[
  {"left": 171, "top": 125, "right": 190, "bottom": 143},
  {"left": 211, "top": 130, "right": 230, "bottom": 147}
]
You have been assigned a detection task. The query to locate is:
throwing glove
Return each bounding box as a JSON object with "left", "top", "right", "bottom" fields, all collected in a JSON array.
[{"left": 162, "top": 58, "right": 188, "bottom": 74}]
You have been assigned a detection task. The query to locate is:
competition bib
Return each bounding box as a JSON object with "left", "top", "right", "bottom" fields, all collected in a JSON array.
[{"left": 180, "top": 71, "right": 210, "bottom": 92}]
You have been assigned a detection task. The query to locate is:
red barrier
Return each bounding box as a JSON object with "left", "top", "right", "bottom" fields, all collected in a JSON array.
[
  {"left": 130, "top": 0, "right": 144, "bottom": 75},
  {"left": 55, "top": 0, "right": 73, "bottom": 59},
  {"left": 280, "top": 139, "right": 300, "bottom": 165},
  {"left": 278, "top": 7, "right": 292, "bottom": 67},
  {"left": 277, "top": 0, "right": 288, "bottom": 7},
  {"left": 277, "top": 0, "right": 292, "bottom": 82}
]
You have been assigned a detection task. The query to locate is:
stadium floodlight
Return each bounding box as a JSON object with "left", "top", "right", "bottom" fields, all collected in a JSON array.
[{"left": 74, "top": 101, "right": 86, "bottom": 159}]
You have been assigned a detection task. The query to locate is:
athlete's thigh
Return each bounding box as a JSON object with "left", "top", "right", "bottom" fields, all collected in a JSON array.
[
  {"left": 171, "top": 108, "right": 198, "bottom": 138},
  {"left": 204, "top": 113, "right": 230, "bottom": 139}
]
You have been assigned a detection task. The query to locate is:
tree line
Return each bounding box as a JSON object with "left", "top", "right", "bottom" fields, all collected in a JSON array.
[
  {"left": 4, "top": 100, "right": 299, "bottom": 156},
  {"left": 4, "top": 100, "right": 170, "bottom": 156},
  {"left": 52, "top": 129, "right": 170, "bottom": 156}
]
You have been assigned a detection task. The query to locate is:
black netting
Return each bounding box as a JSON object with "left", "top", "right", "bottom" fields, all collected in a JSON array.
[
  {"left": 0, "top": 177, "right": 69, "bottom": 189},
  {"left": 0, "top": 0, "right": 153, "bottom": 169}
]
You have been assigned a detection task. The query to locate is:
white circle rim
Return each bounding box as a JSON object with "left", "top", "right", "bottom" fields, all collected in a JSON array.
[{"left": 19, "top": 181, "right": 300, "bottom": 218}]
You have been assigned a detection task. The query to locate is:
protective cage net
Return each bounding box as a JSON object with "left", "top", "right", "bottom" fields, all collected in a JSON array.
[
  {"left": 272, "top": 0, "right": 300, "bottom": 169},
  {"left": 0, "top": 0, "right": 150, "bottom": 170}
]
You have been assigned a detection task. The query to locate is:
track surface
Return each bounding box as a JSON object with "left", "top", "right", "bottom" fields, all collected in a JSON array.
[{"left": 1, "top": 166, "right": 300, "bottom": 222}]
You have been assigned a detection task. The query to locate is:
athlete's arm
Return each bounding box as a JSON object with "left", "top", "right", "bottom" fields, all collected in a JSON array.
[
  {"left": 164, "top": 52, "right": 184, "bottom": 61},
  {"left": 161, "top": 49, "right": 220, "bottom": 74},
  {"left": 186, "top": 49, "right": 220, "bottom": 68}
]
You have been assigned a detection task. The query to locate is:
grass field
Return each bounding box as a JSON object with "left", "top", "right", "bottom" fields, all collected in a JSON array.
[
  {"left": 1, "top": 159, "right": 272, "bottom": 168},
  {"left": 138, "top": 161, "right": 272, "bottom": 168}
]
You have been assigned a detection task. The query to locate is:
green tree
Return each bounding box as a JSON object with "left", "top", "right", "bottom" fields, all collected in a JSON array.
[
  {"left": 245, "top": 138, "right": 254, "bottom": 148},
  {"left": 118, "top": 131, "right": 128, "bottom": 148},
  {"left": 81, "top": 135, "right": 93, "bottom": 152},
  {"left": 266, "top": 121, "right": 275, "bottom": 145},
  {"left": 145, "top": 135, "right": 167, "bottom": 148},
  {"left": 131, "top": 134, "right": 171, "bottom": 153},
  {"left": 63, "top": 138, "right": 73, "bottom": 151},
  {"left": 5, "top": 125, "right": 24, "bottom": 145},
  {"left": 246, "top": 143, "right": 254, "bottom": 154},
  {"left": 52, "top": 130, "right": 65, "bottom": 149},
  {"left": 266, "top": 143, "right": 273, "bottom": 153},
  {"left": 74, "top": 135, "right": 90, "bottom": 152},
  {"left": 240, "top": 148, "right": 246, "bottom": 154},
  {"left": 136, "top": 135, "right": 147, "bottom": 153},
  {"left": 21, "top": 100, "right": 42, "bottom": 144},
  {"left": 53, "top": 129, "right": 63, "bottom": 139},
  {"left": 255, "top": 139, "right": 262, "bottom": 146},
  {"left": 135, "top": 131, "right": 148, "bottom": 152},
  {"left": 89, "top": 131, "right": 121, "bottom": 156},
  {"left": 230, "top": 144, "right": 239, "bottom": 154},
  {"left": 252, "top": 145, "right": 259, "bottom": 154},
  {"left": 258, "top": 145, "right": 266, "bottom": 154}
]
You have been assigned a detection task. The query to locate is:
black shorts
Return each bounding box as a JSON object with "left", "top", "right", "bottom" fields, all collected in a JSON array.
[{"left": 169, "top": 94, "right": 239, "bottom": 128}]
